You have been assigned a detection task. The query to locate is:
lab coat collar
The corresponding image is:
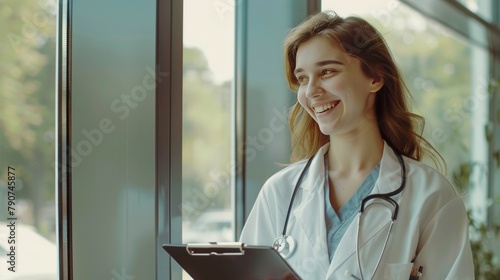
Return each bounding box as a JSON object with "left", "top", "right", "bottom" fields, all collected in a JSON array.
[
  {"left": 373, "top": 141, "right": 405, "bottom": 195},
  {"left": 298, "top": 141, "right": 404, "bottom": 194},
  {"left": 297, "top": 143, "right": 329, "bottom": 191},
  {"left": 291, "top": 143, "right": 330, "bottom": 276}
]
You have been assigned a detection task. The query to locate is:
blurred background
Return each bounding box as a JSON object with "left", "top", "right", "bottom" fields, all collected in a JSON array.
[{"left": 0, "top": 0, "right": 499, "bottom": 279}]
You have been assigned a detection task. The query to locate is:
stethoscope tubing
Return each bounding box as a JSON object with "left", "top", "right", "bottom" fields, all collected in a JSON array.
[
  {"left": 281, "top": 156, "right": 314, "bottom": 236},
  {"left": 359, "top": 151, "right": 406, "bottom": 220},
  {"left": 276, "top": 146, "right": 407, "bottom": 280},
  {"left": 283, "top": 150, "right": 406, "bottom": 236}
]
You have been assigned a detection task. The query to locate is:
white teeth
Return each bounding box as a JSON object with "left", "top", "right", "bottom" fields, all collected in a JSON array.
[{"left": 314, "top": 102, "right": 337, "bottom": 113}]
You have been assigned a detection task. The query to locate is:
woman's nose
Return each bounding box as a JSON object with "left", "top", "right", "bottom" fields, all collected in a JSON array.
[{"left": 305, "top": 79, "right": 323, "bottom": 99}]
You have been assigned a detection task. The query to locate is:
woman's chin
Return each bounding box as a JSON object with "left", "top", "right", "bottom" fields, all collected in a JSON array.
[{"left": 319, "top": 126, "right": 335, "bottom": 136}]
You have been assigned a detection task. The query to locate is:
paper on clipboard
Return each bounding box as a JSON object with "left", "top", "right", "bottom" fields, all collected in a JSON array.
[{"left": 162, "top": 242, "right": 302, "bottom": 280}]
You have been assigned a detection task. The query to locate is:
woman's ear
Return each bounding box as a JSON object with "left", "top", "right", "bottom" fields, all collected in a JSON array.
[{"left": 369, "top": 71, "right": 384, "bottom": 93}]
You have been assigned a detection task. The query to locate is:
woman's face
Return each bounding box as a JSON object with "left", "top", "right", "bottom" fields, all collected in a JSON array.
[{"left": 295, "top": 36, "right": 383, "bottom": 137}]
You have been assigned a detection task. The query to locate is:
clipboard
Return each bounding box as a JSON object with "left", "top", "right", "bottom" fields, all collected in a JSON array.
[{"left": 162, "top": 242, "right": 302, "bottom": 280}]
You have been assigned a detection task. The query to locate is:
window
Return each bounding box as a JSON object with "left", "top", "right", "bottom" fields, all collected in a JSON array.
[
  {"left": 182, "top": 2, "right": 235, "bottom": 278},
  {"left": 182, "top": 0, "right": 235, "bottom": 242},
  {"left": 0, "top": 1, "right": 58, "bottom": 279}
]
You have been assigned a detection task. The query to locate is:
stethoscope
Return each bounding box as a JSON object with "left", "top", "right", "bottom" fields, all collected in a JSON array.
[{"left": 272, "top": 150, "right": 407, "bottom": 280}]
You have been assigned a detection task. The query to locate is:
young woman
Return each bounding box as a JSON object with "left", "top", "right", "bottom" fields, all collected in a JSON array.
[{"left": 240, "top": 11, "right": 474, "bottom": 279}]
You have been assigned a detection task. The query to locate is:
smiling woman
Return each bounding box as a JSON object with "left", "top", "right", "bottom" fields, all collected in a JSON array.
[
  {"left": 294, "top": 36, "right": 383, "bottom": 140},
  {"left": 284, "top": 13, "right": 441, "bottom": 168},
  {"left": 240, "top": 11, "right": 474, "bottom": 280}
]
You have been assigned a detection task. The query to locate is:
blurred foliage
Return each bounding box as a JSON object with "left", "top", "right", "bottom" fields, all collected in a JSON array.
[
  {"left": 182, "top": 46, "right": 232, "bottom": 221},
  {"left": 0, "top": 0, "right": 57, "bottom": 236},
  {"left": 454, "top": 159, "right": 500, "bottom": 279},
  {"left": 450, "top": 78, "right": 500, "bottom": 279},
  {"left": 468, "top": 211, "right": 500, "bottom": 279},
  {"left": 0, "top": 1, "right": 55, "bottom": 154}
]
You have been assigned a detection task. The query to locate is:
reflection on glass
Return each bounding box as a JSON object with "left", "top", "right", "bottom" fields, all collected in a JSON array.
[
  {"left": 0, "top": 1, "right": 57, "bottom": 279},
  {"left": 182, "top": 0, "right": 235, "bottom": 242}
]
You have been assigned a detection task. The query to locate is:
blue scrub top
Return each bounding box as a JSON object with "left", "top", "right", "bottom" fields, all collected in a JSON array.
[{"left": 324, "top": 155, "right": 380, "bottom": 262}]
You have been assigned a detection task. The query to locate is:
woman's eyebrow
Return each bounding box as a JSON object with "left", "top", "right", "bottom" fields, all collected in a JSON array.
[{"left": 294, "top": 60, "right": 344, "bottom": 75}]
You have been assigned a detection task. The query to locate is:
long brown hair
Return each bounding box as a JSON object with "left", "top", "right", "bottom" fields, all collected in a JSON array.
[{"left": 284, "top": 11, "right": 444, "bottom": 170}]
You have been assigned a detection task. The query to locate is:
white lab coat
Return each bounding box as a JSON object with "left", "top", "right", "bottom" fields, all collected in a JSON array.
[{"left": 240, "top": 141, "right": 474, "bottom": 279}]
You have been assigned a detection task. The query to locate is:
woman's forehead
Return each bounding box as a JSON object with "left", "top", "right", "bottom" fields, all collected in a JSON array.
[{"left": 295, "top": 37, "right": 353, "bottom": 68}]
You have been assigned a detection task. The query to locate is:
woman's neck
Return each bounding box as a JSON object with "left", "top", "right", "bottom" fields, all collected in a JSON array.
[{"left": 327, "top": 124, "right": 384, "bottom": 176}]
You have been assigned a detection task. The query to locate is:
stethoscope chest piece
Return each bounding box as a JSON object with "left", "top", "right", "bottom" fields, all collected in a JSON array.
[{"left": 272, "top": 235, "right": 296, "bottom": 259}]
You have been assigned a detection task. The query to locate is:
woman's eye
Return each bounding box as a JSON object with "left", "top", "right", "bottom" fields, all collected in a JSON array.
[
  {"left": 322, "top": 69, "right": 336, "bottom": 76},
  {"left": 296, "top": 76, "right": 308, "bottom": 85}
]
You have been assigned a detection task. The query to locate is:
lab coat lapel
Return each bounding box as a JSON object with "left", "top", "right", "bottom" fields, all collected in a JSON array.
[
  {"left": 292, "top": 144, "right": 330, "bottom": 276},
  {"left": 327, "top": 142, "right": 405, "bottom": 276}
]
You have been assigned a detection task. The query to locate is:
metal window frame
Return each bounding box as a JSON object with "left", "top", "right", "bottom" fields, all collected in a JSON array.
[
  {"left": 401, "top": 0, "right": 500, "bottom": 55},
  {"left": 495, "top": 0, "right": 500, "bottom": 28},
  {"left": 156, "top": 0, "right": 183, "bottom": 279},
  {"left": 308, "top": 0, "right": 321, "bottom": 15},
  {"left": 234, "top": 0, "right": 248, "bottom": 238},
  {"left": 56, "top": 0, "right": 73, "bottom": 279}
]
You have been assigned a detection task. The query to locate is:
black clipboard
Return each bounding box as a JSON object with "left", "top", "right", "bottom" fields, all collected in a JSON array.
[{"left": 162, "top": 242, "right": 302, "bottom": 280}]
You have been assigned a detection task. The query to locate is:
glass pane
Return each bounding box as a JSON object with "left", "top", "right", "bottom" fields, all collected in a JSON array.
[
  {"left": 70, "top": 0, "right": 156, "bottom": 279},
  {"left": 182, "top": 0, "right": 235, "bottom": 245},
  {"left": 0, "top": 0, "right": 58, "bottom": 279}
]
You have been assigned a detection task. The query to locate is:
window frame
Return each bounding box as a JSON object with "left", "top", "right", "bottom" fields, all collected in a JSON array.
[
  {"left": 156, "top": 0, "right": 183, "bottom": 279},
  {"left": 56, "top": 0, "right": 72, "bottom": 278},
  {"left": 401, "top": 0, "right": 500, "bottom": 55}
]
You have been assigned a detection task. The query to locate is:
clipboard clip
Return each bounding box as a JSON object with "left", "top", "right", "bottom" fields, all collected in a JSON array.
[{"left": 186, "top": 242, "right": 246, "bottom": 256}]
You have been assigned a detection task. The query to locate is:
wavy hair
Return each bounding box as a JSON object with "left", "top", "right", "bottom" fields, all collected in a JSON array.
[{"left": 284, "top": 11, "right": 444, "bottom": 171}]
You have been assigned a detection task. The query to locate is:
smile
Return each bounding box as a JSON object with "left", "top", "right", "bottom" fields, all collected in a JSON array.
[{"left": 313, "top": 101, "right": 340, "bottom": 114}]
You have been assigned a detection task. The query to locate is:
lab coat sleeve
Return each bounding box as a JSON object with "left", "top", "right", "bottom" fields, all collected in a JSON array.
[
  {"left": 413, "top": 196, "right": 474, "bottom": 279},
  {"left": 239, "top": 187, "right": 279, "bottom": 247}
]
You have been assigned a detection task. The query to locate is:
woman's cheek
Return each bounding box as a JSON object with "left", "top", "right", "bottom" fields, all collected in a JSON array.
[
  {"left": 297, "top": 91, "right": 315, "bottom": 118},
  {"left": 297, "top": 90, "right": 307, "bottom": 108},
  {"left": 324, "top": 78, "right": 345, "bottom": 93}
]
